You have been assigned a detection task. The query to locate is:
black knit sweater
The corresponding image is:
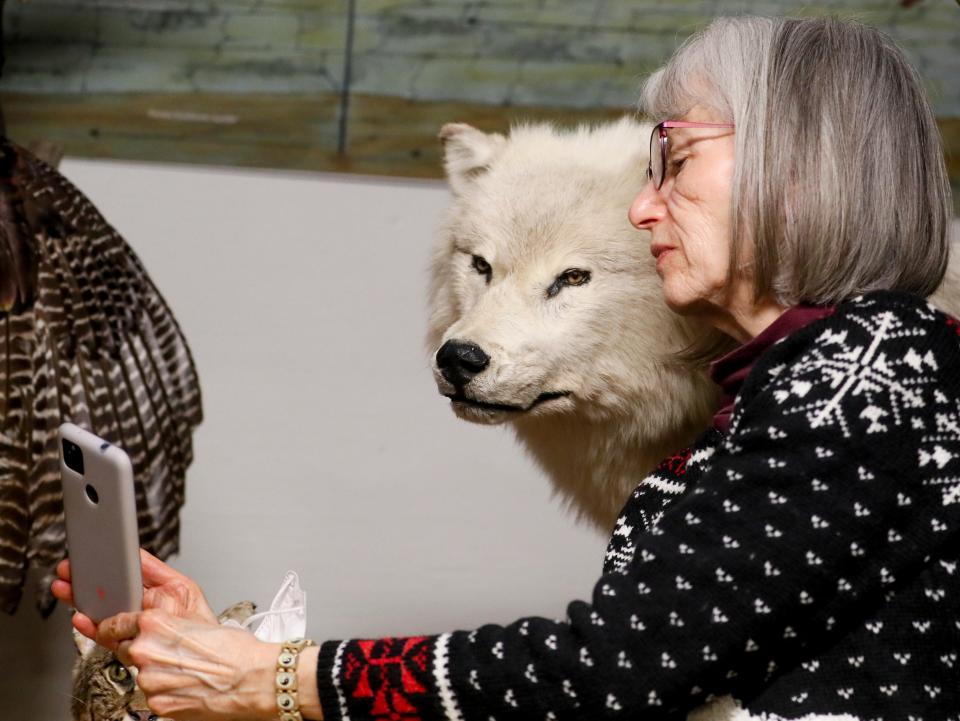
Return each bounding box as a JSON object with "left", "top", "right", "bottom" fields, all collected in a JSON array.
[{"left": 316, "top": 291, "right": 960, "bottom": 721}]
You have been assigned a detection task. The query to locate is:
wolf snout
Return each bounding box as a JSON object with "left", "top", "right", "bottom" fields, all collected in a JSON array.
[{"left": 436, "top": 339, "right": 490, "bottom": 388}]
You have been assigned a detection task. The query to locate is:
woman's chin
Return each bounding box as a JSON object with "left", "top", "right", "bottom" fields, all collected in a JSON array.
[
  {"left": 661, "top": 287, "right": 698, "bottom": 316},
  {"left": 660, "top": 278, "right": 729, "bottom": 320}
]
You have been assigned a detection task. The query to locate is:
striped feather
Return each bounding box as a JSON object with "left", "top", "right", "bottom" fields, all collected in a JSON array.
[{"left": 0, "top": 138, "right": 202, "bottom": 615}]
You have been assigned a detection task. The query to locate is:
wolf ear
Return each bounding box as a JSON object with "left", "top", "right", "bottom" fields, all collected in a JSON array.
[
  {"left": 438, "top": 123, "right": 506, "bottom": 196},
  {"left": 73, "top": 626, "right": 97, "bottom": 657}
]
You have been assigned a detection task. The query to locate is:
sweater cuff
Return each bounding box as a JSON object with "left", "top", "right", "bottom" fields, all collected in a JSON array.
[
  {"left": 315, "top": 635, "right": 456, "bottom": 721},
  {"left": 316, "top": 640, "right": 345, "bottom": 721}
]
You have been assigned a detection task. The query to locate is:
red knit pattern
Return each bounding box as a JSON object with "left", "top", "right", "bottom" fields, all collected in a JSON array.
[
  {"left": 341, "top": 637, "right": 433, "bottom": 721},
  {"left": 657, "top": 448, "right": 693, "bottom": 477}
]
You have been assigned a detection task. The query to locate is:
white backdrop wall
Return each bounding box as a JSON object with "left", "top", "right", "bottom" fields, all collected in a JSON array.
[{"left": 0, "top": 159, "right": 606, "bottom": 717}]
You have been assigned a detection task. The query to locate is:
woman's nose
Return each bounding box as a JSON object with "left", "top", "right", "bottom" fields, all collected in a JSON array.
[{"left": 628, "top": 180, "right": 666, "bottom": 229}]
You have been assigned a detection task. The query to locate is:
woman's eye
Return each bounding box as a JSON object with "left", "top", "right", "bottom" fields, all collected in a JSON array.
[
  {"left": 471, "top": 255, "right": 492, "bottom": 281},
  {"left": 667, "top": 156, "right": 687, "bottom": 176}
]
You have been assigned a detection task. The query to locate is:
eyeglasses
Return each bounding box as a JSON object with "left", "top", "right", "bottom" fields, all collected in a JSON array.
[{"left": 647, "top": 120, "right": 735, "bottom": 190}]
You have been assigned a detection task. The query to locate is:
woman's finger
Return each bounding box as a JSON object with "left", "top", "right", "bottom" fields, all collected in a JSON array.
[
  {"left": 96, "top": 611, "right": 140, "bottom": 651},
  {"left": 143, "top": 582, "right": 195, "bottom": 614},
  {"left": 142, "top": 582, "right": 217, "bottom": 623},
  {"left": 139, "top": 548, "right": 191, "bottom": 588},
  {"left": 51, "top": 579, "right": 75, "bottom": 606},
  {"left": 71, "top": 611, "right": 98, "bottom": 641},
  {"left": 115, "top": 639, "right": 135, "bottom": 668},
  {"left": 56, "top": 557, "right": 71, "bottom": 581}
]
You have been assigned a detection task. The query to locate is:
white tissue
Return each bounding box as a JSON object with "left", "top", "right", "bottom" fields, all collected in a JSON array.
[{"left": 221, "top": 571, "right": 307, "bottom": 642}]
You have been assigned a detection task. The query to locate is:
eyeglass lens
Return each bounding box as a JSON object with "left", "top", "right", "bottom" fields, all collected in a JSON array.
[{"left": 648, "top": 124, "right": 666, "bottom": 189}]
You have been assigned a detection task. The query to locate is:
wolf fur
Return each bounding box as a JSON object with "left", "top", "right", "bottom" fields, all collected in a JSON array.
[{"left": 429, "top": 118, "right": 720, "bottom": 533}]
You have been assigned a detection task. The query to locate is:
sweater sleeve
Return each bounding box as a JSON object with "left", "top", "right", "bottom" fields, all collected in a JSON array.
[{"left": 315, "top": 294, "right": 960, "bottom": 721}]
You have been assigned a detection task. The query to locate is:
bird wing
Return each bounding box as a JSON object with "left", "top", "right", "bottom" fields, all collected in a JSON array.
[{"left": 0, "top": 139, "right": 202, "bottom": 615}]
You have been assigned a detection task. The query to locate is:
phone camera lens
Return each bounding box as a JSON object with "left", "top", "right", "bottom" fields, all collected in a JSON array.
[
  {"left": 61, "top": 439, "right": 85, "bottom": 475},
  {"left": 84, "top": 484, "right": 99, "bottom": 504}
]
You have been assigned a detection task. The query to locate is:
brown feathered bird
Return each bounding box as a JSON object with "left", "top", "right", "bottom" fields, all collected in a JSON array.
[{"left": 0, "top": 141, "right": 203, "bottom": 615}]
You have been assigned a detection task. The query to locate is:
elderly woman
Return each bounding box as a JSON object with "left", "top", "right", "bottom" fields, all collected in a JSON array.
[{"left": 54, "top": 15, "right": 957, "bottom": 721}]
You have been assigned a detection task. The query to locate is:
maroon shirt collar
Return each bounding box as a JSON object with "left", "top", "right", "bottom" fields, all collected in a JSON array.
[{"left": 708, "top": 304, "right": 835, "bottom": 434}]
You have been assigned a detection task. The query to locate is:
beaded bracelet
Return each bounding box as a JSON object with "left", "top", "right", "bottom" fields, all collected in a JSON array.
[{"left": 275, "top": 637, "right": 316, "bottom": 721}]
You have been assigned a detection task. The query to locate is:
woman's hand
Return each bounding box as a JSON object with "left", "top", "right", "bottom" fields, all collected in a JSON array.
[
  {"left": 52, "top": 549, "right": 280, "bottom": 720},
  {"left": 52, "top": 547, "right": 218, "bottom": 640},
  {"left": 99, "top": 609, "right": 280, "bottom": 720}
]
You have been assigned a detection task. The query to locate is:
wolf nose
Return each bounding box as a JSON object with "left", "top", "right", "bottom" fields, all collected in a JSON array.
[{"left": 436, "top": 340, "right": 490, "bottom": 388}]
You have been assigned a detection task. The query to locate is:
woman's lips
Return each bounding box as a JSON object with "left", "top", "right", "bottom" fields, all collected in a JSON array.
[
  {"left": 651, "top": 245, "right": 676, "bottom": 270},
  {"left": 651, "top": 244, "right": 676, "bottom": 259}
]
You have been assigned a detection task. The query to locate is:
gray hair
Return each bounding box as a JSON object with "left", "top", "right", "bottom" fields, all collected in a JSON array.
[{"left": 641, "top": 16, "right": 953, "bottom": 361}]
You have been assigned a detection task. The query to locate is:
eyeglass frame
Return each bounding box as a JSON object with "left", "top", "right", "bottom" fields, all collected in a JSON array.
[{"left": 647, "top": 120, "right": 735, "bottom": 190}]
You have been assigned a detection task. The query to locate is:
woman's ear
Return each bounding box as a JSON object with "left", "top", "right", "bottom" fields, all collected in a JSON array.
[{"left": 438, "top": 122, "right": 506, "bottom": 196}]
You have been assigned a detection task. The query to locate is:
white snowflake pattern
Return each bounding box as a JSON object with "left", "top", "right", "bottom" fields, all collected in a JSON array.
[{"left": 768, "top": 309, "right": 933, "bottom": 438}]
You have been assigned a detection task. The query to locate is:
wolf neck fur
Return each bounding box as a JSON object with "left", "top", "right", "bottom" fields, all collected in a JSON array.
[{"left": 512, "top": 368, "right": 718, "bottom": 532}]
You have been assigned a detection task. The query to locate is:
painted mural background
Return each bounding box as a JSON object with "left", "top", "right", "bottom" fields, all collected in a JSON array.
[{"left": 1, "top": 0, "right": 957, "bottom": 206}]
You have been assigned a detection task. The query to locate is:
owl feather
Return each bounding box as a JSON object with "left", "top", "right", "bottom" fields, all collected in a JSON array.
[{"left": 0, "top": 138, "right": 202, "bottom": 615}]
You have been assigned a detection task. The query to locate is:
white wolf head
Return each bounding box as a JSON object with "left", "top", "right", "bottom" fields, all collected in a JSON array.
[{"left": 427, "top": 119, "right": 720, "bottom": 530}]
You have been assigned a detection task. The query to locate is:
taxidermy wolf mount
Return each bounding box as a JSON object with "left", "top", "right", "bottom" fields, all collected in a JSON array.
[{"left": 428, "top": 118, "right": 960, "bottom": 532}]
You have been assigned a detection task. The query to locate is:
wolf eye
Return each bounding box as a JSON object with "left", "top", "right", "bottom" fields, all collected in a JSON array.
[
  {"left": 471, "top": 255, "right": 492, "bottom": 282},
  {"left": 547, "top": 268, "right": 591, "bottom": 298},
  {"left": 106, "top": 661, "right": 132, "bottom": 685},
  {"left": 561, "top": 269, "right": 590, "bottom": 286}
]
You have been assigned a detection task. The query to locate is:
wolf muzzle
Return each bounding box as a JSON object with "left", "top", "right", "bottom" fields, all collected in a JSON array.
[{"left": 436, "top": 339, "right": 490, "bottom": 389}]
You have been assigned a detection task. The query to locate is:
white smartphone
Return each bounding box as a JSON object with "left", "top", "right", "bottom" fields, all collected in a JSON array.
[{"left": 59, "top": 422, "right": 143, "bottom": 622}]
